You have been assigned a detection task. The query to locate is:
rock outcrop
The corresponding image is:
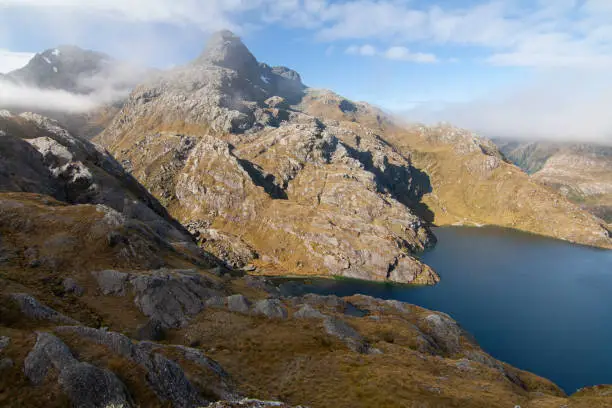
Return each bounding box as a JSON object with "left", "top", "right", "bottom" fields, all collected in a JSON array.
[
  {"left": 323, "top": 317, "right": 373, "bottom": 354},
  {"left": 24, "top": 332, "right": 132, "bottom": 408},
  {"left": 91, "top": 269, "right": 223, "bottom": 328},
  {"left": 205, "top": 399, "right": 305, "bottom": 408},
  {"left": 54, "top": 326, "right": 235, "bottom": 405},
  {"left": 9, "top": 294, "right": 81, "bottom": 325}
]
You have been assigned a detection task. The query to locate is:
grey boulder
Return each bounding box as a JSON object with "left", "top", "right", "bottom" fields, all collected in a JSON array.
[
  {"left": 10, "top": 293, "right": 80, "bottom": 325},
  {"left": 92, "top": 270, "right": 130, "bottom": 296},
  {"left": 323, "top": 317, "right": 372, "bottom": 354},
  {"left": 62, "top": 278, "right": 84, "bottom": 296},
  {"left": 293, "top": 304, "right": 325, "bottom": 320},
  {"left": 226, "top": 295, "right": 251, "bottom": 314},
  {"left": 24, "top": 332, "right": 131, "bottom": 408},
  {"left": 252, "top": 299, "right": 287, "bottom": 319},
  {"left": 131, "top": 270, "right": 220, "bottom": 328},
  {"left": 423, "top": 313, "right": 465, "bottom": 355},
  {"left": 0, "top": 336, "right": 9, "bottom": 351}
]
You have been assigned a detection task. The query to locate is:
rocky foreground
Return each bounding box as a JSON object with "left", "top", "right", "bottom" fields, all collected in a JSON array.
[{"left": 1, "top": 110, "right": 612, "bottom": 407}]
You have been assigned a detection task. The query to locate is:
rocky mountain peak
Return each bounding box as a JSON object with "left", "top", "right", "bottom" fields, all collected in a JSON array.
[{"left": 196, "top": 30, "right": 259, "bottom": 75}]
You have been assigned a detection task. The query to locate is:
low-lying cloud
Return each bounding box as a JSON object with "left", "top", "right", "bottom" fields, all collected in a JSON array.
[
  {"left": 0, "top": 80, "right": 100, "bottom": 113},
  {"left": 0, "top": 74, "right": 138, "bottom": 114},
  {"left": 401, "top": 70, "right": 612, "bottom": 144},
  {"left": 0, "top": 58, "right": 152, "bottom": 113}
]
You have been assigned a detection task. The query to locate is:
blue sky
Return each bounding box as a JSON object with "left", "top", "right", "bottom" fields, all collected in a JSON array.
[{"left": 1, "top": 0, "right": 612, "bottom": 142}]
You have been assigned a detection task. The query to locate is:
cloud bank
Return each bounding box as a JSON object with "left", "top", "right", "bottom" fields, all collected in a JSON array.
[
  {"left": 401, "top": 70, "right": 612, "bottom": 143},
  {"left": 0, "top": 80, "right": 99, "bottom": 113},
  {"left": 0, "top": 60, "right": 149, "bottom": 113}
]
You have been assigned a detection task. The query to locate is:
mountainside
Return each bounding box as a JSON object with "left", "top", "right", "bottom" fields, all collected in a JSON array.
[
  {"left": 97, "top": 30, "right": 439, "bottom": 285},
  {"left": 0, "top": 109, "right": 210, "bottom": 270},
  {"left": 98, "top": 30, "right": 611, "bottom": 283},
  {"left": 383, "top": 127, "right": 612, "bottom": 247},
  {"left": 6, "top": 113, "right": 612, "bottom": 407},
  {"left": 498, "top": 140, "right": 612, "bottom": 223},
  {"left": 495, "top": 139, "right": 561, "bottom": 174}
]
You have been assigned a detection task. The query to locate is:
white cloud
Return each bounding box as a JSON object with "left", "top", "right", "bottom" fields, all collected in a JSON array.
[
  {"left": 384, "top": 46, "right": 438, "bottom": 63},
  {"left": 0, "top": 58, "right": 147, "bottom": 113},
  {"left": 0, "top": 79, "right": 99, "bottom": 112},
  {"left": 346, "top": 44, "right": 377, "bottom": 56},
  {"left": 0, "top": 49, "right": 34, "bottom": 73},
  {"left": 346, "top": 44, "right": 437, "bottom": 63},
  {"left": 0, "top": 0, "right": 259, "bottom": 31},
  {"left": 261, "top": 0, "right": 612, "bottom": 70},
  {"left": 2, "top": 0, "right": 612, "bottom": 142}
]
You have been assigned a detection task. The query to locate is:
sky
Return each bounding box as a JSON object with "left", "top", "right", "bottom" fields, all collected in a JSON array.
[{"left": 1, "top": 0, "right": 612, "bottom": 143}]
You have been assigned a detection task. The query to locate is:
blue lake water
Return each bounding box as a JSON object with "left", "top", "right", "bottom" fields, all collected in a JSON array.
[{"left": 282, "top": 226, "right": 612, "bottom": 393}]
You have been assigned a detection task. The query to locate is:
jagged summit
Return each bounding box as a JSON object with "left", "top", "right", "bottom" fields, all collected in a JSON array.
[
  {"left": 196, "top": 30, "right": 259, "bottom": 75},
  {"left": 191, "top": 30, "right": 305, "bottom": 101}
]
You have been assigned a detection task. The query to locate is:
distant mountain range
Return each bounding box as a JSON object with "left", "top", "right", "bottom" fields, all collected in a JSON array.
[{"left": 497, "top": 140, "right": 612, "bottom": 223}]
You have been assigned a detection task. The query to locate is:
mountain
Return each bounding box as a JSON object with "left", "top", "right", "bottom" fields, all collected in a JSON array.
[
  {"left": 1, "top": 45, "right": 150, "bottom": 139},
  {"left": 0, "top": 109, "right": 210, "bottom": 270},
  {"left": 6, "top": 46, "right": 112, "bottom": 93},
  {"left": 97, "top": 30, "right": 439, "bottom": 285},
  {"left": 495, "top": 139, "right": 561, "bottom": 174},
  {"left": 5, "top": 45, "right": 151, "bottom": 96},
  {"left": 97, "top": 31, "right": 611, "bottom": 285},
  {"left": 383, "top": 126, "right": 611, "bottom": 246},
  {"left": 498, "top": 140, "right": 612, "bottom": 223}
]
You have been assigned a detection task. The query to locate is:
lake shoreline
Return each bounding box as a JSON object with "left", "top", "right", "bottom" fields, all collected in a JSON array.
[{"left": 273, "top": 226, "right": 612, "bottom": 394}]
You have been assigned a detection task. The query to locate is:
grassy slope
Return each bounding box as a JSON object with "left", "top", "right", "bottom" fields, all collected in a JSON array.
[{"left": 383, "top": 129, "right": 612, "bottom": 249}]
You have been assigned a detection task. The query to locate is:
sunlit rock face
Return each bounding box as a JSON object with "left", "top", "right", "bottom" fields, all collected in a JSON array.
[{"left": 97, "top": 30, "right": 438, "bottom": 285}]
